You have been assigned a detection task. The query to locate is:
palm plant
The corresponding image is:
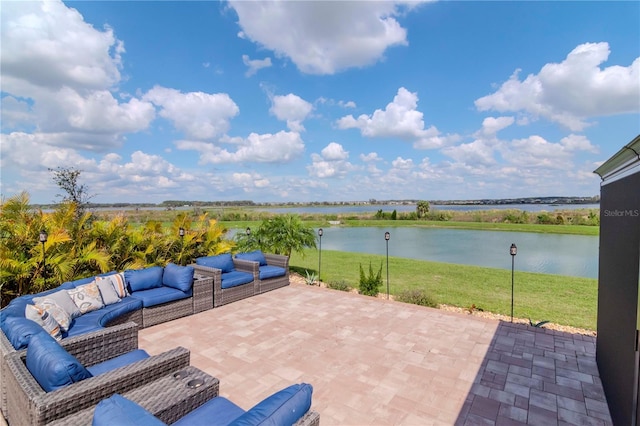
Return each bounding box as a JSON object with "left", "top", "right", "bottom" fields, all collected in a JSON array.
[{"left": 236, "top": 214, "right": 316, "bottom": 257}]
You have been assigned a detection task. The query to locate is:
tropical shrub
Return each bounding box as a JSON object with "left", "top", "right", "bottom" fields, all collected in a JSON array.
[
  {"left": 327, "top": 280, "right": 351, "bottom": 292},
  {"left": 395, "top": 289, "right": 438, "bottom": 307},
  {"left": 358, "top": 261, "right": 382, "bottom": 297},
  {"left": 0, "top": 193, "right": 234, "bottom": 306},
  {"left": 235, "top": 214, "right": 316, "bottom": 257}
]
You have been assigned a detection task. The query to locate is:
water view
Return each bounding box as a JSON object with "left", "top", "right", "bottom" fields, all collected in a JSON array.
[
  {"left": 260, "top": 203, "right": 600, "bottom": 215},
  {"left": 314, "top": 227, "right": 598, "bottom": 279}
]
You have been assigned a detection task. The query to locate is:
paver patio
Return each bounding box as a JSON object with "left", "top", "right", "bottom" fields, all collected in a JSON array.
[{"left": 139, "top": 284, "right": 612, "bottom": 425}]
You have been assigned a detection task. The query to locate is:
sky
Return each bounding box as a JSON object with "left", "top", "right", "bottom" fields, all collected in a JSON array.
[{"left": 1, "top": 1, "right": 639, "bottom": 205}]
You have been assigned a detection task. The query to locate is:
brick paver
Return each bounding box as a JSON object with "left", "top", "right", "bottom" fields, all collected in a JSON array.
[{"left": 139, "top": 284, "right": 612, "bottom": 425}]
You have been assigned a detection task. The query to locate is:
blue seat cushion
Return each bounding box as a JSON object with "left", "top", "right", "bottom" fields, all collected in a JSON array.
[
  {"left": 230, "top": 383, "right": 313, "bottom": 426},
  {"left": 173, "top": 396, "right": 246, "bottom": 426},
  {"left": 26, "top": 332, "right": 92, "bottom": 392},
  {"left": 93, "top": 394, "right": 166, "bottom": 426},
  {"left": 65, "top": 297, "right": 142, "bottom": 338},
  {"left": 129, "top": 286, "right": 191, "bottom": 308},
  {"left": 235, "top": 250, "right": 267, "bottom": 266},
  {"left": 0, "top": 282, "right": 75, "bottom": 327},
  {"left": 1, "top": 316, "right": 45, "bottom": 350},
  {"left": 221, "top": 271, "right": 254, "bottom": 289},
  {"left": 258, "top": 265, "right": 286, "bottom": 280},
  {"left": 125, "top": 267, "right": 164, "bottom": 293},
  {"left": 163, "top": 263, "right": 194, "bottom": 292},
  {"left": 196, "top": 254, "right": 235, "bottom": 273},
  {"left": 87, "top": 349, "right": 149, "bottom": 376}
]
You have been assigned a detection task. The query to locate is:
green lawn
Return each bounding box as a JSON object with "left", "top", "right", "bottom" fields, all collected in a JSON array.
[{"left": 289, "top": 249, "right": 598, "bottom": 330}]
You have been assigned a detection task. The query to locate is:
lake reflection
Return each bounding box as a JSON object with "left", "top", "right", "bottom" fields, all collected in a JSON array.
[{"left": 316, "top": 227, "right": 598, "bottom": 278}]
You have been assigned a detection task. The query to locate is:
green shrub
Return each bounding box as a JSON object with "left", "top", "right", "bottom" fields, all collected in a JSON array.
[
  {"left": 359, "top": 262, "right": 382, "bottom": 296},
  {"left": 304, "top": 270, "right": 318, "bottom": 285},
  {"left": 395, "top": 289, "right": 438, "bottom": 307},
  {"left": 327, "top": 280, "right": 351, "bottom": 291}
]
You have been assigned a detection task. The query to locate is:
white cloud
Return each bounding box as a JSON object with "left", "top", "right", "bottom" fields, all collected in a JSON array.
[
  {"left": 339, "top": 100, "right": 357, "bottom": 109},
  {"left": 307, "top": 142, "right": 355, "bottom": 178},
  {"left": 321, "top": 142, "right": 349, "bottom": 161},
  {"left": 475, "top": 42, "right": 640, "bottom": 131},
  {"left": 1, "top": 0, "right": 123, "bottom": 94},
  {"left": 231, "top": 172, "right": 271, "bottom": 192},
  {"left": 337, "top": 87, "right": 458, "bottom": 149},
  {"left": 144, "top": 86, "right": 239, "bottom": 140},
  {"left": 229, "top": 1, "right": 423, "bottom": 74},
  {"left": 476, "top": 116, "right": 515, "bottom": 137},
  {"left": 177, "top": 131, "right": 305, "bottom": 164},
  {"left": 498, "top": 134, "right": 597, "bottom": 170},
  {"left": 0, "top": 0, "right": 155, "bottom": 150},
  {"left": 360, "top": 152, "right": 382, "bottom": 162},
  {"left": 242, "top": 54, "right": 272, "bottom": 77},
  {"left": 269, "top": 93, "right": 313, "bottom": 132}
]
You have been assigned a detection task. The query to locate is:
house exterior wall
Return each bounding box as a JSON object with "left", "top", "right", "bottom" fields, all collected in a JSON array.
[{"left": 597, "top": 170, "right": 640, "bottom": 425}]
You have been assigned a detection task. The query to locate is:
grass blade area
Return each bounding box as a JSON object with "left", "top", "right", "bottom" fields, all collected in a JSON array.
[{"left": 290, "top": 249, "right": 597, "bottom": 330}]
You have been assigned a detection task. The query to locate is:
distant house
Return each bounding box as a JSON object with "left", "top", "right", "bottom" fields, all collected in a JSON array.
[{"left": 593, "top": 134, "right": 640, "bottom": 425}]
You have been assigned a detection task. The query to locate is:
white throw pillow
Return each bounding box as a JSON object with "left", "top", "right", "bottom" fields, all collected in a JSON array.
[
  {"left": 95, "top": 278, "right": 121, "bottom": 305},
  {"left": 97, "top": 273, "right": 128, "bottom": 298},
  {"left": 34, "top": 299, "right": 72, "bottom": 332},
  {"left": 33, "top": 290, "right": 81, "bottom": 319},
  {"left": 68, "top": 282, "right": 105, "bottom": 314},
  {"left": 25, "top": 304, "right": 62, "bottom": 340}
]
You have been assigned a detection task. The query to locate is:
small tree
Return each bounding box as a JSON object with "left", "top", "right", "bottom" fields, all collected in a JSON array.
[
  {"left": 359, "top": 261, "right": 383, "bottom": 297},
  {"left": 235, "top": 214, "right": 315, "bottom": 257},
  {"left": 49, "top": 167, "right": 95, "bottom": 218},
  {"left": 417, "top": 200, "right": 430, "bottom": 218}
]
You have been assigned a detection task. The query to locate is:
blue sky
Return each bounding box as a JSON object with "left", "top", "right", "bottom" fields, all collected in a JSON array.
[{"left": 1, "top": 1, "right": 639, "bottom": 204}]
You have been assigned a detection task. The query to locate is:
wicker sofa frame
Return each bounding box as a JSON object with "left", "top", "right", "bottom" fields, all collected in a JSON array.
[
  {"left": 139, "top": 272, "right": 213, "bottom": 327},
  {"left": 48, "top": 365, "right": 220, "bottom": 425},
  {"left": 4, "top": 324, "right": 190, "bottom": 425},
  {"left": 0, "top": 321, "right": 139, "bottom": 420},
  {"left": 255, "top": 253, "right": 290, "bottom": 294},
  {"left": 191, "top": 258, "right": 258, "bottom": 308}
]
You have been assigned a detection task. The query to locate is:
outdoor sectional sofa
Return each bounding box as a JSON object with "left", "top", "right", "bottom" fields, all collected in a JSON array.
[
  {"left": 191, "top": 250, "right": 290, "bottom": 307},
  {"left": 3, "top": 320, "right": 195, "bottom": 425},
  {"left": 90, "top": 383, "right": 320, "bottom": 426},
  {"left": 0, "top": 263, "right": 213, "bottom": 420}
]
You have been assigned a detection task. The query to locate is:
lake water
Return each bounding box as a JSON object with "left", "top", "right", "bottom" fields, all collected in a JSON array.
[
  {"left": 260, "top": 203, "right": 599, "bottom": 214},
  {"left": 313, "top": 227, "right": 598, "bottom": 279}
]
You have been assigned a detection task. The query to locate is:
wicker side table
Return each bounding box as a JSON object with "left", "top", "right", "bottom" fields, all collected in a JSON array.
[
  {"left": 192, "top": 273, "right": 214, "bottom": 313},
  {"left": 49, "top": 366, "right": 219, "bottom": 425}
]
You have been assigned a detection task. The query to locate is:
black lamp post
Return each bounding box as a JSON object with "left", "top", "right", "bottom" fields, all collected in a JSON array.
[
  {"left": 178, "top": 228, "right": 185, "bottom": 265},
  {"left": 510, "top": 243, "right": 517, "bottom": 322},
  {"left": 39, "top": 230, "right": 48, "bottom": 285},
  {"left": 317, "top": 228, "right": 323, "bottom": 285},
  {"left": 385, "top": 231, "right": 390, "bottom": 299}
]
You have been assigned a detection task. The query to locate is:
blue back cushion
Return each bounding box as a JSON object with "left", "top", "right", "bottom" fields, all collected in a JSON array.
[
  {"left": 162, "top": 263, "right": 194, "bottom": 292},
  {"left": 125, "top": 267, "right": 164, "bottom": 293},
  {"left": 2, "top": 317, "right": 45, "bottom": 350},
  {"left": 25, "top": 332, "right": 93, "bottom": 392},
  {"left": 92, "top": 394, "right": 166, "bottom": 426},
  {"left": 235, "top": 250, "right": 267, "bottom": 266},
  {"left": 230, "top": 383, "right": 313, "bottom": 426},
  {"left": 196, "top": 253, "right": 235, "bottom": 273}
]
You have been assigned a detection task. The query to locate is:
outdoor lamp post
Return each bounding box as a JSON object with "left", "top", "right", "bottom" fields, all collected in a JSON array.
[
  {"left": 510, "top": 243, "right": 517, "bottom": 322},
  {"left": 385, "top": 231, "right": 390, "bottom": 299},
  {"left": 317, "top": 228, "right": 323, "bottom": 285},
  {"left": 39, "top": 230, "right": 48, "bottom": 286},
  {"left": 179, "top": 227, "right": 185, "bottom": 265}
]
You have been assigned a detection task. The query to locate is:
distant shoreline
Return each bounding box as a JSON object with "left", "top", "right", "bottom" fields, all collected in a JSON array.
[{"left": 32, "top": 195, "right": 598, "bottom": 210}]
